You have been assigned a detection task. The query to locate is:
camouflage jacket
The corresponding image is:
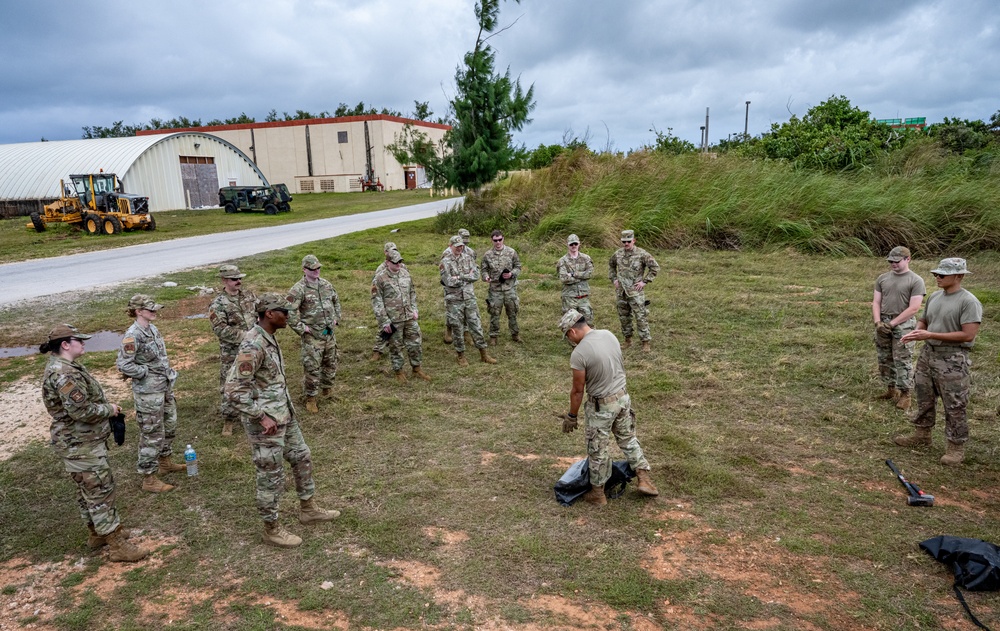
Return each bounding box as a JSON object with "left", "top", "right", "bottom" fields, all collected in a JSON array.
[
  {"left": 225, "top": 325, "right": 294, "bottom": 426},
  {"left": 440, "top": 249, "right": 480, "bottom": 301},
  {"left": 557, "top": 252, "right": 594, "bottom": 297},
  {"left": 209, "top": 288, "right": 258, "bottom": 354},
  {"left": 442, "top": 246, "right": 476, "bottom": 265},
  {"left": 608, "top": 246, "right": 660, "bottom": 298},
  {"left": 117, "top": 321, "right": 175, "bottom": 394},
  {"left": 372, "top": 266, "right": 417, "bottom": 326},
  {"left": 481, "top": 245, "right": 521, "bottom": 291},
  {"left": 42, "top": 354, "right": 114, "bottom": 465},
  {"left": 287, "top": 277, "right": 341, "bottom": 338}
]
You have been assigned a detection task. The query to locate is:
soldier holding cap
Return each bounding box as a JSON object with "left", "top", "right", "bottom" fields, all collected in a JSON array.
[
  {"left": 208, "top": 264, "right": 258, "bottom": 436},
  {"left": 440, "top": 235, "right": 497, "bottom": 366},
  {"left": 556, "top": 309, "right": 659, "bottom": 504},
  {"left": 287, "top": 254, "right": 342, "bottom": 413},
  {"left": 41, "top": 324, "right": 148, "bottom": 562},
  {"left": 894, "top": 258, "right": 983, "bottom": 465},
  {"left": 556, "top": 234, "right": 595, "bottom": 325},
  {"left": 441, "top": 229, "right": 476, "bottom": 345},
  {"left": 117, "top": 294, "right": 185, "bottom": 493},
  {"left": 480, "top": 229, "right": 522, "bottom": 344},
  {"left": 872, "top": 246, "right": 925, "bottom": 410},
  {"left": 224, "top": 293, "right": 340, "bottom": 549},
  {"left": 608, "top": 229, "right": 659, "bottom": 351},
  {"left": 371, "top": 249, "right": 432, "bottom": 382},
  {"left": 371, "top": 242, "right": 401, "bottom": 362}
]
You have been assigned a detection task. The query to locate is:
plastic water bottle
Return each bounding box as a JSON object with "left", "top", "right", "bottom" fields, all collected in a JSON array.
[{"left": 184, "top": 444, "right": 198, "bottom": 477}]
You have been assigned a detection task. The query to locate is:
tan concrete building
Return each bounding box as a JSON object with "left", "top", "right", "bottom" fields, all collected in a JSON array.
[{"left": 139, "top": 115, "right": 450, "bottom": 195}]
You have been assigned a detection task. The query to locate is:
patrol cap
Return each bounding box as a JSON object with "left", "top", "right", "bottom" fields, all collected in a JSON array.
[
  {"left": 219, "top": 264, "right": 246, "bottom": 279},
  {"left": 302, "top": 254, "right": 322, "bottom": 270},
  {"left": 449, "top": 235, "right": 465, "bottom": 246},
  {"left": 931, "top": 257, "right": 971, "bottom": 275},
  {"left": 387, "top": 250, "right": 404, "bottom": 264},
  {"left": 458, "top": 228, "right": 471, "bottom": 241},
  {"left": 886, "top": 246, "right": 911, "bottom": 262},
  {"left": 621, "top": 229, "right": 635, "bottom": 242},
  {"left": 558, "top": 309, "right": 586, "bottom": 337},
  {"left": 128, "top": 294, "right": 163, "bottom": 312},
  {"left": 256, "top": 292, "right": 289, "bottom": 312},
  {"left": 384, "top": 241, "right": 398, "bottom": 253},
  {"left": 47, "top": 323, "right": 92, "bottom": 342},
  {"left": 567, "top": 233, "right": 580, "bottom": 245}
]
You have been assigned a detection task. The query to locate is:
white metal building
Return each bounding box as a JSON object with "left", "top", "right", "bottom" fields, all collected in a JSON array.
[{"left": 0, "top": 133, "right": 267, "bottom": 216}]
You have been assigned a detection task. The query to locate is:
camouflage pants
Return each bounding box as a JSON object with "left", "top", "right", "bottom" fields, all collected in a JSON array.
[
  {"left": 911, "top": 346, "right": 972, "bottom": 444},
  {"left": 301, "top": 333, "right": 337, "bottom": 397},
  {"left": 387, "top": 319, "right": 424, "bottom": 371},
  {"left": 372, "top": 330, "right": 389, "bottom": 354},
  {"left": 616, "top": 291, "right": 651, "bottom": 341},
  {"left": 62, "top": 455, "right": 121, "bottom": 537},
  {"left": 487, "top": 287, "right": 520, "bottom": 338},
  {"left": 134, "top": 389, "right": 178, "bottom": 475},
  {"left": 561, "top": 295, "right": 594, "bottom": 326},
  {"left": 445, "top": 298, "right": 488, "bottom": 352},
  {"left": 874, "top": 317, "right": 916, "bottom": 390},
  {"left": 243, "top": 416, "right": 315, "bottom": 522},
  {"left": 219, "top": 347, "right": 239, "bottom": 421},
  {"left": 585, "top": 393, "right": 649, "bottom": 487}
]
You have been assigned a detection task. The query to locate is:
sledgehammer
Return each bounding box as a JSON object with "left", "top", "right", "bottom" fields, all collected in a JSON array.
[{"left": 886, "top": 459, "right": 935, "bottom": 507}]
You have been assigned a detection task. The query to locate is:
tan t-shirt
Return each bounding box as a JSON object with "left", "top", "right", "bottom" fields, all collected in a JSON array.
[
  {"left": 922, "top": 288, "right": 983, "bottom": 348},
  {"left": 875, "top": 270, "right": 925, "bottom": 318},
  {"left": 570, "top": 329, "right": 627, "bottom": 399}
]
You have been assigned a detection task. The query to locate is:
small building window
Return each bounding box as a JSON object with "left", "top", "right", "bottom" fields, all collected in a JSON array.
[
  {"left": 299, "top": 180, "right": 315, "bottom": 192},
  {"left": 179, "top": 156, "right": 215, "bottom": 164},
  {"left": 320, "top": 179, "right": 335, "bottom": 191},
  {"left": 349, "top": 178, "right": 362, "bottom": 191},
  {"left": 338, "top": 131, "right": 348, "bottom": 144}
]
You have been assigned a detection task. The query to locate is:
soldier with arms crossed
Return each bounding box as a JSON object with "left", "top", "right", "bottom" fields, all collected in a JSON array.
[
  {"left": 287, "top": 254, "right": 341, "bottom": 413},
  {"left": 556, "top": 233, "right": 595, "bottom": 325},
  {"left": 208, "top": 264, "right": 257, "bottom": 436}
]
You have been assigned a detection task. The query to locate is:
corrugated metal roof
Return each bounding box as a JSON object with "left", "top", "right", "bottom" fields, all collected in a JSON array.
[{"left": 0, "top": 134, "right": 207, "bottom": 200}]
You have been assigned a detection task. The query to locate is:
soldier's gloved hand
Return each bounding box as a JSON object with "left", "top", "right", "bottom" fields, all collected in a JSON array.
[
  {"left": 555, "top": 412, "right": 578, "bottom": 433},
  {"left": 875, "top": 321, "right": 894, "bottom": 337}
]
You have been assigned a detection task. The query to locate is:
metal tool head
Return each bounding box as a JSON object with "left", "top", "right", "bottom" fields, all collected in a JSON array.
[{"left": 907, "top": 494, "right": 935, "bottom": 507}]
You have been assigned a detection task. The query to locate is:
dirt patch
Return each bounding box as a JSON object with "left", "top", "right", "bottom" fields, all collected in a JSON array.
[
  {"left": 0, "top": 368, "right": 131, "bottom": 461},
  {"left": 423, "top": 527, "right": 470, "bottom": 545}
]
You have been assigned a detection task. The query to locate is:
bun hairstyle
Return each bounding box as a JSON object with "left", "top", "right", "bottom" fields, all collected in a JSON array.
[
  {"left": 127, "top": 307, "right": 139, "bottom": 318},
  {"left": 40, "top": 337, "right": 72, "bottom": 354}
]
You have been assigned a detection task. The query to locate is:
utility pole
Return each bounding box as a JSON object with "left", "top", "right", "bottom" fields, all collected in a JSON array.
[
  {"left": 700, "top": 126, "right": 706, "bottom": 151},
  {"left": 704, "top": 107, "right": 710, "bottom": 152},
  {"left": 744, "top": 101, "right": 751, "bottom": 137}
]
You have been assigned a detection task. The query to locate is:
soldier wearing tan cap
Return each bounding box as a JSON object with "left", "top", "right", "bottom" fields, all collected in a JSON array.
[
  {"left": 209, "top": 264, "right": 258, "bottom": 436},
  {"left": 872, "top": 246, "right": 925, "bottom": 410},
  {"left": 287, "top": 254, "right": 342, "bottom": 413},
  {"left": 608, "top": 229, "right": 659, "bottom": 351}
]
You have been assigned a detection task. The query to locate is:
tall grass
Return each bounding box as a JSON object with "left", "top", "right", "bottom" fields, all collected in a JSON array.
[{"left": 462, "top": 148, "right": 1000, "bottom": 256}]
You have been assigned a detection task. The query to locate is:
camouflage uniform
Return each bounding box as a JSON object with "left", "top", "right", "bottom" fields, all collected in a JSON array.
[
  {"left": 117, "top": 321, "right": 178, "bottom": 475},
  {"left": 481, "top": 243, "right": 522, "bottom": 339},
  {"left": 442, "top": 234, "right": 476, "bottom": 339},
  {"left": 371, "top": 256, "right": 423, "bottom": 371},
  {"left": 873, "top": 253, "right": 925, "bottom": 392},
  {"left": 209, "top": 284, "right": 258, "bottom": 421},
  {"left": 43, "top": 353, "right": 121, "bottom": 536},
  {"left": 557, "top": 248, "right": 595, "bottom": 325},
  {"left": 608, "top": 232, "right": 659, "bottom": 342},
  {"left": 225, "top": 324, "right": 316, "bottom": 522},
  {"left": 287, "top": 275, "right": 341, "bottom": 397},
  {"left": 372, "top": 242, "right": 402, "bottom": 356},
  {"left": 440, "top": 246, "right": 488, "bottom": 352}
]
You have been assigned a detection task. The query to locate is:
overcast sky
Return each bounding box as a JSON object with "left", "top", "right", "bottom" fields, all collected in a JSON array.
[{"left": 2, "top": 0, "right": 998, "bottom": 152}]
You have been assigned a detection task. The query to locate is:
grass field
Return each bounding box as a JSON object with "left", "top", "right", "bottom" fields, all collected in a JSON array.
[
  {"left": 1, "top": 221, "right": 999, "bottom": 630},
  {"left": 0, "top": 189, "right": 441, "bottom": 264}
]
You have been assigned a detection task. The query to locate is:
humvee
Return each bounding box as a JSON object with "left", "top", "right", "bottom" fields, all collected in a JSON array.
[{"left": 218, "top": 184, "right": 292, "bottom": 215}]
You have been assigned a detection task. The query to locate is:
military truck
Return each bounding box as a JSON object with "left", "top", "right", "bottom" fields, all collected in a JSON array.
[
  {"left": 28, "top": 172, "right": 154, "bottom": 234},
  {"left": 218, "top": 183, "right": 292, "bottom": 215}
]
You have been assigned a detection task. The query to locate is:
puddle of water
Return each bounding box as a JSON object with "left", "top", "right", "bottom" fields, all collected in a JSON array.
[{"left": 0, "top": 330, "right": 124, "bottom": 359}]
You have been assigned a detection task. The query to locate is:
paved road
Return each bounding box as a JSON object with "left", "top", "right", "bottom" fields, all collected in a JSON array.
[{"left": 0, "top": 198, "right": 460, "bottom": 308}]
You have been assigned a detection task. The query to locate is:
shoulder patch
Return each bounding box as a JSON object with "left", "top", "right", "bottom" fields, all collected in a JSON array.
[
  {"left": 238, "top": 361, "right": 254, "bottom": 377},
  {"left": 58, "top": 381, "right": 77, "bottom": 396},
  {"left": 122, "top": 337, "right": 136, "bottom": 354},
  {"left": 286, "top": 293, "right": 295, "bottom": 303},
  {"left": 69, "top": 389, "right": 86, "bottom": 403},
  {"left": 209, "top": 312, "right": 218, "bottom": 322}
]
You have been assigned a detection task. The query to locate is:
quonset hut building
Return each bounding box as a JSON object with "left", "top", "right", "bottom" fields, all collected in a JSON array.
[{"left": 0, "top": 133, "right": 267, "bottom": 217}]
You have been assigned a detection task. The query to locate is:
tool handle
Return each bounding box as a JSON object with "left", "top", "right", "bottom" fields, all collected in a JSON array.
[
  {"left": 885, "top": 459, "right": 903, "bottom": 476},
  {"left": 886, "top": 459, "right": 923, "bottom": 497}
]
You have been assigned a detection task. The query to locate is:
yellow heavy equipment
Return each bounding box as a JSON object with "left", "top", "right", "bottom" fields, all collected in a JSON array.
[{"left": 28, "top": 172, "right": 155, "bottom": 234}]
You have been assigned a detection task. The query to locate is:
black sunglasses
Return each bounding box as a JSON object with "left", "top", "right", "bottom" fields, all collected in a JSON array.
[
  {"left": 492, "top": 237, "right": 504, "bottom": 242},
  {"left": 931, "top": 273, "right": 949, "bottom": 279}
]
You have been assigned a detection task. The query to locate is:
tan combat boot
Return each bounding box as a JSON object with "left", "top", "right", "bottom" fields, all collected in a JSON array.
[
  {"left": 456, "top": 352, "right": 469, "bottom": 367},
  {"left": 895, "top": 390, "right": 911, "bottom": 411},
  {"left": 488, "top": 337, "right": 498, "bottom": 346},
  {"left": 412, "top": 366, "right": 432, "bottom": 382},
  {"left": 107, "top": 526, "right": 149, "bottom": 562},
  {"left": 157, "top": 456, "right": 186, "bottom": 473},
  {"left": 511, "top": 332, "right": 522, "bottom": 343},
  {"left": 443, "top": 326, "right": 453, "bottom": 344},
  {"left": 88, "top": 523, "right": 130, "bottom": 549},
  {"left": 395, "top": 370, "right": 408, "bottom": 384},
  {"left": 262, "top": 521, "right": 302, "bottom": 548},
  {"left": 893, "top": 426, "right": 932, "bottom": 447},
  {"left": 479, "top": 348, "right": 498, "bottom": 364},
  {"left": 370, "top": 350, "right": 382, "bottom": 361},
  {"left": 635, "top": 469, "right": 659, "bottom": 496},
  {"left": 305, "top": 396, "right": 319, "bottom": 413},
  {"left": 940, "top": 441, "right": 966, "bottom": 466},
  {"left": 641, "top": 340, "right": 651, "bottom": 352},
  {"left": 623, "top": 337, "right": 632, "bottom": 349},
  {"left": 582, "top": 484, "right": 607, "bottom": 506},
  {"left": 221, "top": 421, "right": 234, "bottom": 437},
  {"left": 877, "top": 386, "right": 898, "bottom": 401},
  {"left": 299, "top": 497, "right": 341, "bottom": 524},
  {"left": 142, "top": 474, "right": 175, "bottom": 493}
]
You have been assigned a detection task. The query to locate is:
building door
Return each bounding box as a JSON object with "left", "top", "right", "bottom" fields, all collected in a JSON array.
[
  {"left": 180, "top": 156, "right": 219, "bottom": 207},
  {"left": 404, "top": 170, "right": 416, "bottom": 190}
]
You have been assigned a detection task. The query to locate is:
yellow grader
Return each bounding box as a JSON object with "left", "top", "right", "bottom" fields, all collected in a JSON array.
[{"left": 28, "top": 172, "right": 155, "bottom": 234}]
